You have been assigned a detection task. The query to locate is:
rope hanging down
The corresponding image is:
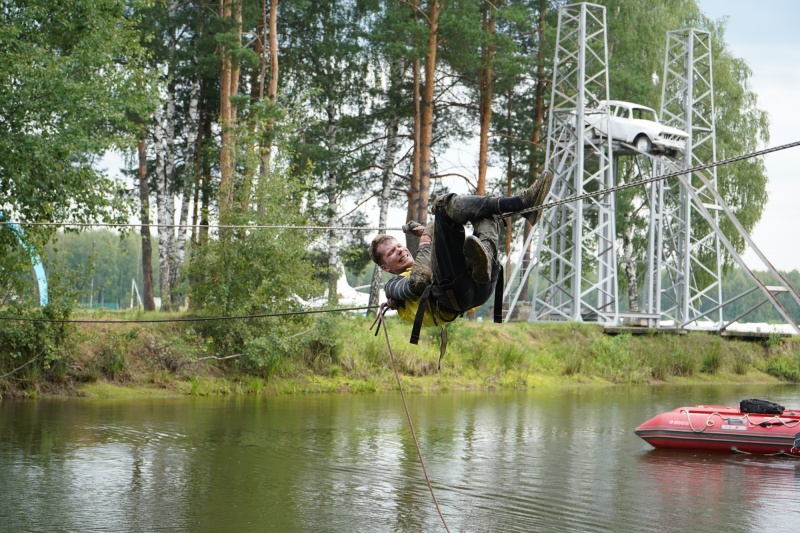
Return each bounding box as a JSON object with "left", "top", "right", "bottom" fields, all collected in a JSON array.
[
  {"left": 2, "top": 140, "right": 798, "bottom": 233},
  {"left": 371, "top": 306, "right": 451, "bottom": 532}
]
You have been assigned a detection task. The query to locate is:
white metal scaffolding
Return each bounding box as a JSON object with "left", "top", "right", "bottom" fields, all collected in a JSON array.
[
  {"left": 503, "top": 9, "right": 796, "bottom": 333},
  {"left": 648, "top": 29, "right": 724, "bottom": 327},
  {"left": 526, "top": 2, "right": 618, "bottom": 324}
]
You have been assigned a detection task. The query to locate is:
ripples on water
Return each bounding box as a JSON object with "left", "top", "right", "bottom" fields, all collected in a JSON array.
[{"left": 2, "top": 385, "right": 800, "bottom": 532}]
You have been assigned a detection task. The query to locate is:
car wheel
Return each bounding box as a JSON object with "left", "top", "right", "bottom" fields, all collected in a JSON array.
[{"left": 634, "top": 134, "right": 652, "bottom": 153}]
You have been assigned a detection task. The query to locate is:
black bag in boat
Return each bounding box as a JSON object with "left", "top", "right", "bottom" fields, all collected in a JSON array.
[{"left": 739, "top": 398, "right": 785, "bottom": 415}]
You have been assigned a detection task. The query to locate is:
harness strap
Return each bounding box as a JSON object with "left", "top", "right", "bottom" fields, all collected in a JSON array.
[
  {"left": 493, "top": 265, "right": 504, "bottom": 323},
  {"left": 410, "top": 285, "right": 432, "bottom": 345}
]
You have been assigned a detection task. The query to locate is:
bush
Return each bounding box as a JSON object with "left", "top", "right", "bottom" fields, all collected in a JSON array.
[
  {"left": 562, "top": 347, "right": 584, "bottom": 376},
  {"left": 765, "top": 355, "right": 800, "bottom": 382},
  {"left": 498, "top": 343, "right": 525, "bottom": 371},
  {"left": 700, "top": 337, "right": 722, "bottom": 374},
  {"left": 588, "top": 334, "right": 647, "bottom": 383},
  {"left": 0, "top": 271, "right": 77, "bottom": 391},
  {"left": 185, "top": 190, "right": 323, "bottom": 377}
]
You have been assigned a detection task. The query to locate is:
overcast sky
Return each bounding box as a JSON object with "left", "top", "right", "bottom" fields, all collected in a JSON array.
[{"left": 693, "top": 1, "right": 800, "bottom": 272}]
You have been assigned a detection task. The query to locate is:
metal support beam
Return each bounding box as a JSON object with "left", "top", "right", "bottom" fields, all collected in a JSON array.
[
  {"left": 523, "top": 2, "right": 618, "bottom": 325},
  {"left": 653, "top": 28, "right": 723, "bottom": 327}
]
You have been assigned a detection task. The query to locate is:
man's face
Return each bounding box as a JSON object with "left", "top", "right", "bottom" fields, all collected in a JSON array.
[{"left": 377, "top": 238, "right": 413, "bottom": 274}]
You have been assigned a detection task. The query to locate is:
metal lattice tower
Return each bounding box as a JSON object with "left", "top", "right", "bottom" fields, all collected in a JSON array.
[
  {"left": 527, "top": 3, "right": 618, "bottom": 324},
  {"left": 646, "top": 29, "right": 723, "bottom": 327}
]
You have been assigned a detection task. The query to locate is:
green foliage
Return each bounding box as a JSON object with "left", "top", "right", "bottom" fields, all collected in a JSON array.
[
  {"left": 765, "top": 355, "right": 800, "bottom": 382},
  {"left": 765, "top": 332, "right": 785, "bottom": 349},
  {"left": 0, "top": 272, "right": 77, "bottom": 390},
  {"left": 0, "top": 233, "right": 40, "bottom": 307},
  {"left": 242, "top": 335, "right": 286, "bottom": 380},
  {"left": 97, "top": 338, "right": 131, "bottom": 381},
  {"left": 0, "top": 0, "right": 153, "bottom": 228},
  {"left": 303, "top": 315, "right": 342, "bottom": 366},
  {"left": 588, "top": 333, "right": 648, "bottom": 383},
  {"left": 186, "top": 173, "right": 321, "bottom": 377},
  {"left": 700, "top": 336, "right": 723, "bottom": 374},
  {"left": 498, "top": 343, "right": 525, "bottom": 371},
  {"left": 562, "top": 347, "right": 584, "bottom": 376},
  {"left": 731, "top": 349, "right": 750, "bottom": 375}
]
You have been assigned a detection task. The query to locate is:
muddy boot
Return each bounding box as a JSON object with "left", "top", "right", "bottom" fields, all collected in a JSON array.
[
  {"left": 467, "top": 217, "right": 499, "bottom": 283},
  {"left": 463, "top": 235, "right": 492, "bottom": 283},
  {"left": 519, "top": 170, "right": 553, "bottom": 226}
]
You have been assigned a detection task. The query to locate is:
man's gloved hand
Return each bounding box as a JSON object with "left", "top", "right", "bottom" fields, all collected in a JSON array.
[
  {"left": 402, "top": 220, "right": 425, "bottom": 236},
  {"left": 409, "top": 263, "right": 432, "bottom": 291}
]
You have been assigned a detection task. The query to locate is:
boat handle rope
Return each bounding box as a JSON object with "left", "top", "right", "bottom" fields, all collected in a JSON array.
[
  {"left": 681, "top": 409, "right": 720, "bottom": 433},
  {"left": 681, "top": 409, "right": 800, "bottom": 433},
  {"left": 744, "top": 413, "right": 800, "bottom": 429}
]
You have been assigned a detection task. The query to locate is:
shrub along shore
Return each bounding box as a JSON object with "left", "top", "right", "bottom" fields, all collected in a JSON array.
[{"left": 1, "top": 311, "right": 798, "bottom": 399}]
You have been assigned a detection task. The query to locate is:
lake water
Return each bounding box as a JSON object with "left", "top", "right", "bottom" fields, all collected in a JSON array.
[{"left": 2, "top": 384, "right": 800, "bottom": 532}]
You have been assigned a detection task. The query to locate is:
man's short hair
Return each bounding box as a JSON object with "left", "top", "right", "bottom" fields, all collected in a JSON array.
[{"left": 369, "top": 234, "right": 396, "bottom": 265}]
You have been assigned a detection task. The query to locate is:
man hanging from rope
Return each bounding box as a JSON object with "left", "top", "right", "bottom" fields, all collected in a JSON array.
[{"left": 369, "top": 172, "right": 553, "bottom": 345}]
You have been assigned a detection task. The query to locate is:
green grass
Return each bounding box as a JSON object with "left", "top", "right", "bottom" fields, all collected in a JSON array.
[{"left": 6, "top": 312, "right": 799, "bottom": 399}]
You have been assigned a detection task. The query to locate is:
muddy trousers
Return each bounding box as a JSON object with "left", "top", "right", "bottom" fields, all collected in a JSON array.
[{"left": 409, "top": 199, "right": 504, "bottom": 345}]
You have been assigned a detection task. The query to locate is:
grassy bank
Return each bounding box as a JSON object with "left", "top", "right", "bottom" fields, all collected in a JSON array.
[{"left": 2, "top": 311, "right": 799, "bottom": 399}]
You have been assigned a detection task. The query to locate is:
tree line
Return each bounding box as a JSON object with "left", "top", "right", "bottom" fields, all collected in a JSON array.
[{"left": 0, "top": 0, "right": 773, "bottom": 372}]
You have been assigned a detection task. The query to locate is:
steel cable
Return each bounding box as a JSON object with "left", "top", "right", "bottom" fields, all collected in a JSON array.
[{"left": 2, "top": 140, "right": 797, "bottom": 232}]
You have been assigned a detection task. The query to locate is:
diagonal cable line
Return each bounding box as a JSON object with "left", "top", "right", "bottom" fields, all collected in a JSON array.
[{"left": 2, "top": 140, "right": 797, "bottom": 232}]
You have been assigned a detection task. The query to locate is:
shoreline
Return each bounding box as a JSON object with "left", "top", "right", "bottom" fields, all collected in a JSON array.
[{"left": 1, "top": 317, "right": 796, "bottom": 400}]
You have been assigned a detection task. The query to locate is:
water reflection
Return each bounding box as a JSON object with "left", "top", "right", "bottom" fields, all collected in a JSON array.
[
  {"left": 1, "top": 385, "right": 800, "bottom": 532},
  {"left": 635, "top": 450, "right": 800, "bottom": 532}
]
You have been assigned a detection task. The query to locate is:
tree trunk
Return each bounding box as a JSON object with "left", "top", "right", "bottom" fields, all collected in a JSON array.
[
  {"left": 218, "top": 0, "right": 234, "bottom": 217},
  {"left": 622, "top": 210, "right": 639, "bottom": 311},
  {"left": 416, "top": 0, "right": 440, "bottom": 226},
  {"left": 138, "top": 132, "right": 156, "bottom": 311},
  {"left": 257, "top": 0, "right": 279, "bottom": 217},
  {"left": 520, "top": 0, "right": 550, "bottom": 303},
  {"left": 325, "top": 99, "right": 341, "bottom": 306},
  {"left": 477, "top": 0, "right": 496, "bottom": 195},
  {"left": 230, "top": 0, "right": 242, "bottom": 123},
  {"left": 242, "top": 29, "right": 264, "bottom": 213},
  {"left": 188, "top": 82, "right": 205, "bottom": 311},
  {"left": 164, "top": 80, "right": 178, "bottom": 309},
  {"left": 191, "top": 81, "right": 205, "bottom": 247},
  {"left": 200, "top": 110, "right": 212, "bottom": 246},
  {"left": 405, "top": 0, "right": 422, "bottom": 255},
  {"left": 153, "top": 107, "right": 171, "bottom": 311},
  {"left": 504, "top": 89, "right": 513, "bottom": 283},
  {"left": 369, "top": 58, "right": 402, "bottom": 314}
]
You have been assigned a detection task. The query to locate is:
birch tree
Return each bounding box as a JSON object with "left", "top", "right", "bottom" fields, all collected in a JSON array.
[{"left": 0, "top": 0, "right": 151, "bottom": 286}]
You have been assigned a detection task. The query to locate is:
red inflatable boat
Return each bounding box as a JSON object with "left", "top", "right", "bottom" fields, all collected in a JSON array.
[{"left": 635, "top": 401, "right": 800, "bottom": 457}]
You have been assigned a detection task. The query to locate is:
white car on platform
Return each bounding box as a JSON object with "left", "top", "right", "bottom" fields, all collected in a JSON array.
[{"left": 585, "top": 100, "right": 689, "bottom": 155}]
